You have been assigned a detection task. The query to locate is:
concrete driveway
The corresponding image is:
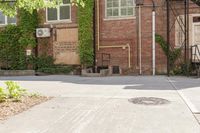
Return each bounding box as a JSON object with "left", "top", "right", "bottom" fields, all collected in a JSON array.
[{"left": 0, "top": 76, "right": 199, "bottom": 133}]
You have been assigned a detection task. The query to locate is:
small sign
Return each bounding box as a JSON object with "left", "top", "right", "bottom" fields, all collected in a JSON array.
[{"left": 26, "top": 49, "right": 32, "bottom": 56}]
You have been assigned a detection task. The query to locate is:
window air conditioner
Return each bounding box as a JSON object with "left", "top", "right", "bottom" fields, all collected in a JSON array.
[{"left": 36, "top": 28, "right": 51, "bottom": 38}]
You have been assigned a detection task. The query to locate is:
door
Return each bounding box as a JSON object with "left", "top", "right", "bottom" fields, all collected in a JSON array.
[{"left": 53, "top": 27, "right": 80, "bottom": 65}]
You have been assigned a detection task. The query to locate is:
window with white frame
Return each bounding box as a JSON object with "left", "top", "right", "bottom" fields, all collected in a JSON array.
[
  {"left": 0, "top": 11, "right": 16, "bottom": 25},
  {"left": 47, "top": 0, "right": 71, "bottom": 22},
  {"left": 106, "top": 0, "right": 135, "bottom": 18}
]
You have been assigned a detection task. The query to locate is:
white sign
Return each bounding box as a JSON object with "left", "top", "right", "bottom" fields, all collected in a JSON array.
[{"left": 26, "top": 49, "right": 32, "bottom": 56}]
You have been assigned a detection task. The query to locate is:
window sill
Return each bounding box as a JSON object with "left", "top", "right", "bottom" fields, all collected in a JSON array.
[
  {"left": 104, "top": 16, "right": 136, "bottom": 21},
  {"left": 44, "top": 20, "right": 72, "bottom": 25}
]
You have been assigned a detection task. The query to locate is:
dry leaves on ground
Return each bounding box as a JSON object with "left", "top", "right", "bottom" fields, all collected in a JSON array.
[{"left": 0, "top": 96, "right": 51, "bottom": 120}]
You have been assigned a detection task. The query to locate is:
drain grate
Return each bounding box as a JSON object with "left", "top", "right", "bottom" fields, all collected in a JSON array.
[{"left": 128, "top": 97, "right": 170, "bottom": 106}]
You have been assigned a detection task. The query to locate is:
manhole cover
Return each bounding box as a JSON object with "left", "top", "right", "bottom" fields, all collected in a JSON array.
[{"left": 128, "top": 97, "right": 170, "bottom": 105}]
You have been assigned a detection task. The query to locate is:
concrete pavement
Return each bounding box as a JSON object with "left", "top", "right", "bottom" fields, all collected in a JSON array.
[{"left": 0, "top": 76, "right": 199, "bottom": 133}]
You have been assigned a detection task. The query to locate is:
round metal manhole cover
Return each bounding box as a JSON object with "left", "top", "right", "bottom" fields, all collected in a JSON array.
[{"left": 128, "top": 97, "right": 170, "bottom": 106}]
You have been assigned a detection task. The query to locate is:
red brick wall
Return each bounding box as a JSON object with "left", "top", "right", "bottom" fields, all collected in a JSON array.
[
  {"left": 96, "top": 0, "right": 200, "bottom": 75},
  {"left": 96, "top": 0, "right": 137, "bottom": 74},
  {"left": 96, "top": 0, "right": 159, "bottom": 74}
]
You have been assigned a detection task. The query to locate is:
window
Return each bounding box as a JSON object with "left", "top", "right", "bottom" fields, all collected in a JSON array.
[
  {"left": 0, "top": 11, "right": 16, "bottom": 25},
  {"left": 47, "top": 0, "right": 71, "bottom": 22},
  {"left": 106, "top": 0, "right": 135, "bottom": 18}
]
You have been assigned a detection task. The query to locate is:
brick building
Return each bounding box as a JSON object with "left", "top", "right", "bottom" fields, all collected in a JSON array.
[
  {"left": 95, "top": 0, "right": 200, "bottom": 75},
  {"left": 0, "top": 0, "right": 200, "bottom": 75}
]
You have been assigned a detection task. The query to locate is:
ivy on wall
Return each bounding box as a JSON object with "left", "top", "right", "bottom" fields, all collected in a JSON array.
[
  {"left": 78, "top": 0, "right": 94, "bottom": 67},
  {"left": 0, "top": 25, "right": 26, "bottom": 70},
  {"left": 155, "top": 34, "right": 182, "bottom": 71},
  {"left": 18, "top": 10, "right": 39, "bottom": 47},
  {"left": 0, "top": 10, "right": 39, "bottom": 70}
]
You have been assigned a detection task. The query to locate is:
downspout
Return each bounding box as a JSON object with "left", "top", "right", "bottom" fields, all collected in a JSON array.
[
  {"left": 166, "top": 0, "right": 170, "bottom": 76},
  {"left": 152, "top": 0, "right": 156, "bottom": 75},
  {"left": 93, "top": 0, "right": 96, "bottom": 72},
  {"left": 97, "top": 0, "right": 100, "bottom": 51},
  {"left": 139, "top": 5, "right": 142, "bottom": 75}
]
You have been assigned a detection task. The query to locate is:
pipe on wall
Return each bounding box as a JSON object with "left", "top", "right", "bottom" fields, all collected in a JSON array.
[
  {"left": 97, "top": 0, "right": 100, "bottom": 51},
  {"left": 152, "top": 0, "right": 156, "bottom": 76},
  {"left": 139, "top": 5, "right": 142, "bottom": 75},
  {"left": 152, "top": 11, "right": 156, "bottom": 75}
]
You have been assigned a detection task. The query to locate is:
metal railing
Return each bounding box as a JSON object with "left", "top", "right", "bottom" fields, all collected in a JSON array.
[
  {"left": 191, "top": 44, "right": 200, "bottom": 63},
  {"left": 191, "top": 44, "right": 200, "bottom": 77}
]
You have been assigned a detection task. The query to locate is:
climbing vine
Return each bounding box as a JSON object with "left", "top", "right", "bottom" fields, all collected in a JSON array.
[
  {"left": 0, "top": 10, "right": 39, "bottom": 70},
  {"left": 78, "top": 0, "right": 94, "bottom": 67},
  {"left": 18, "top": 10, "right": 39, "bottom": 47},
  {"left": 155, "top": 34, "right": 182, "bottom": 70}
]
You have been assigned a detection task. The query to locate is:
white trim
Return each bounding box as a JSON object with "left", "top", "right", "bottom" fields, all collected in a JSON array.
[
  {"left": 152, "top": 11, "right": 156, "bottom": 76},
  {"left": 46, "top": 0, "right": 71, "bottom": 23},
  {"left": 105, "top": 0, "right": 136, "bottom": 19},
  {"left": 191, "top": 14, "right": 200, "bottom": 17},
  {"left": 103, "top": 16, "right": 136, "bottom": 21},
  {"left": 44, "top": 20, "right": 72, "bottom": 25}
]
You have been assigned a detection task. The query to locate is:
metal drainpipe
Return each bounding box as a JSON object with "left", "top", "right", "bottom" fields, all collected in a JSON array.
[
  {"left": 166, "top": 0, "right": 170, "bottom": 76},
  {"left": 93, "top": 0, "right": 96, "bottom": 73},
  {"left": 152, "top": 0, "right": 156, "bottom": 75},
  {"left": 139, "top": 5, "right": 142, "bottom": 75}
]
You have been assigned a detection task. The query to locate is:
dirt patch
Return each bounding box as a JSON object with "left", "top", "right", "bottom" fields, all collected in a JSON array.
[{"left": 0, "top": 96, "right": 51, "bottom": 120}]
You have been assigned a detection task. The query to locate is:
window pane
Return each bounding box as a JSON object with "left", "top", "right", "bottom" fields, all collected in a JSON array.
[
  {"left": 7, "top": 16, "right": 16, "bottom": 24},
  {"left": 47, "top": 8, "right": 57, "bottom": 21},
  {"left": 121, "top": 0, "right": 126, "bottom": 6},
  {"left": 0, "top": 12, "right": 5, "bottom": 24},
  {"left": 113, "top": 0, "right": 119, "bottom": 7},
  {"left": 113, "top": 9, "right": 119, "bottom": 16},
  {"left": 128, "top": 7, "right": 133, "bottom": 15},
  {"left": 127, "top": 0, "right": 134, "bottom": 6},
  {"left": 121, "top": 8, "right": 127, "bottom": 16},
  {"left": 107, "top": 2, "right": 112, "bottom": 7},
  {"left": 107, "top": 9, "right": 112, "bottom": 17},
  {"left": 60, "top": 6, "right": 70, "bottom": 20}
]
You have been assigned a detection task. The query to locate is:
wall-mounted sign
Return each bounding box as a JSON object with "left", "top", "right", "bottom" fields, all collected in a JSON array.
[{"left": 26, "top": 49, "right": 32, "bottom": 56}]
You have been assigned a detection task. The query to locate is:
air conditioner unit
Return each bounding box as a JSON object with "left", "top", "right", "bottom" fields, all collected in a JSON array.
[{"left": 36, "top": 28, "right": 51, "bottom": 38}]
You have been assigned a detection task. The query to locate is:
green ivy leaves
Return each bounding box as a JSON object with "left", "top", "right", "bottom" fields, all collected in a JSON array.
[
  {"left": 0, "top": 0, "right": 85, "bottom": 16},
  {"left": 78, "top": 0, "right": 94, "bottom": 67},
  {"left": 155, "top": 34, "right": 182, "bottom": 68},
  {"left": 0, "top": 10, "right": 38, "bottom": 70}
]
